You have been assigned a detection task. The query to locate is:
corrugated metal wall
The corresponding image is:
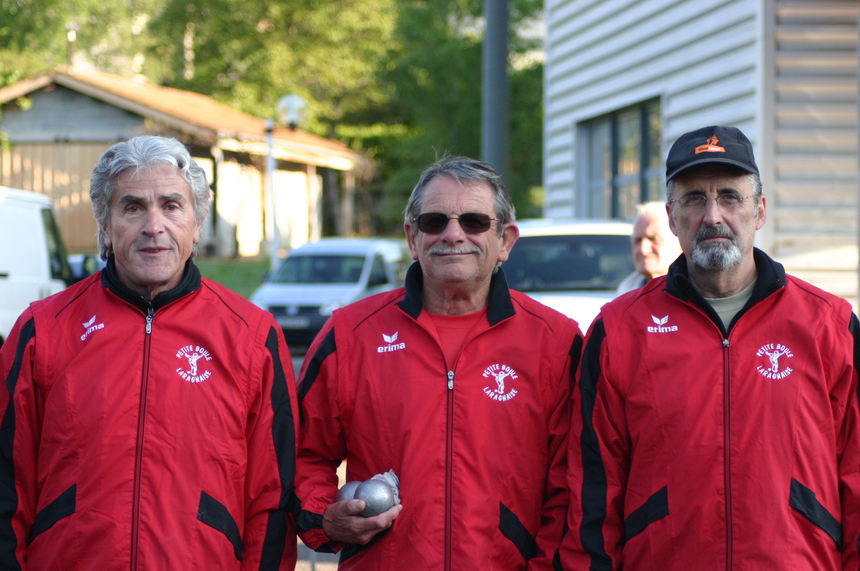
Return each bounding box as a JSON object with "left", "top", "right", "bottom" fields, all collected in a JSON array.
[
  {"left": 544, "top": 0, "right": 761, "bottom": 218},
  {"left": 769, "top": 0, "right": 859, "bottom": 305}
]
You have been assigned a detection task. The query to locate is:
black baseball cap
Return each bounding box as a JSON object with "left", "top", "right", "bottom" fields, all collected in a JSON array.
[{"left": 666, "top": 125, "right": 759, "bottom": 182}]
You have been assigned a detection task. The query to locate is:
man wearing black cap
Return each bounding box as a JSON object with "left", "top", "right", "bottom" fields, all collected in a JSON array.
[{"left": 560, "top": 125, "right": 860, "bottom": 569}]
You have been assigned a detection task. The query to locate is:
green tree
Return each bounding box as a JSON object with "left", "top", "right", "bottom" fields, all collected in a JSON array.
[
  {"left": 373, "top": 0, "right": 545, "bottom": 232},
  {"left": 0, "top": 0, "right": 163, "bottom": 75},
  {"left": 147, "top": 0, "right": 397, "bottom": 137}
]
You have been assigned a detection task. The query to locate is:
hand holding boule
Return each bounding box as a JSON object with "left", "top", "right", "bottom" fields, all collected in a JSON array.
[{"left": 335, "top": 469, "right": 401, "bottom": 518}]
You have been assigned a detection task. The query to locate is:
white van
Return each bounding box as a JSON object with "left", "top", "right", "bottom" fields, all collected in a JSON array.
[{"left": 0, "top": 187, "right": 73, "bottom": 347}]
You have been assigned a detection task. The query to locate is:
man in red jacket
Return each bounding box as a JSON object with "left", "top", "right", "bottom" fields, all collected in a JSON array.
[
  {"left": 560, "top": 125, "right": 860, "bottom": 569},
  {"left": 0, "top": 135, "right": 299, "bottom": 570},
  {"left": 295, "top": 156, "right": 583, "bottom": 569}
]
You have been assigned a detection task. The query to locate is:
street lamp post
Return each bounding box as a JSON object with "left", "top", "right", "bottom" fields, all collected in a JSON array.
[
  {"left": 265, "top": 118, "right": 278, "bottom": 272},
  {"left": 266, "top": 95, "right": 308, "bottom": 273}
]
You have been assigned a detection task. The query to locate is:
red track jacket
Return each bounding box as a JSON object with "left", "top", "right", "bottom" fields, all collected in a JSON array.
[
  {"left": 561, "top": 249, "right": 860, "bottom": 570},
  {"left": 295, "top": 264, "right": 582, "bottom": 570},
  {"left": 0, "top": 259, "right": 299, "bottom": 570}
]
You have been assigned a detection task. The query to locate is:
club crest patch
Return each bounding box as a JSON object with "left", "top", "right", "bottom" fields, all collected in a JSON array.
[
  {"left": 176, "top": 345, "right": 213, "bottom": 383},
  {"left": 482, "top": 363, "right": 519, "bottom": 402},
  {"left": 756, "top": 343, "right": 794, "bottom": 380}
]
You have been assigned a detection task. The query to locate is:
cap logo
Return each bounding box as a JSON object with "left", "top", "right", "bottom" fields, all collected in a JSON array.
[{"left": 695, "top": 135, "right": 726, "bottom": 154}]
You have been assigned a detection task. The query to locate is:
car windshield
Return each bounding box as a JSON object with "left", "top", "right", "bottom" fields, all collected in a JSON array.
[
  {"left": 271, "top": 255, "right": 366, "bottom": 284},
  {"left": 504, "top": 234, "right": 633, "bottom": 292}
]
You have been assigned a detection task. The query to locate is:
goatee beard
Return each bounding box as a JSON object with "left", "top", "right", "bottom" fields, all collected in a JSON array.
[{"left": 692, "top": 227, "right": 742, "bottom": 270}]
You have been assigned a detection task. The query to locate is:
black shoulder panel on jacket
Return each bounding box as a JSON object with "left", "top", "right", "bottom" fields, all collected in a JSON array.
[
  {"left": 265, "top": 327, "right": 296, "bottom": 506},
  {"left": 577, "top": 318, "right": 613, "bottom": 570},
  {"left": 0, "top": 318, "right": 35, "bottom": 570},
  {"left": 850, "top": 314, "right": 860, "bottom": 413},
  {"left": 298, "top": 328, "right": 337, "bottom": 415}
]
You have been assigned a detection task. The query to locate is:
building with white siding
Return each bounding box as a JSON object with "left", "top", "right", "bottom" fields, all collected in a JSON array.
[{"left": 544, "top": 0, "right": 859, "bottom": 307}]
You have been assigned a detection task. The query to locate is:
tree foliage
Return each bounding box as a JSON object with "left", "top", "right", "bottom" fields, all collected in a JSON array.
[{"left": 0, "top": 0, "right": 162, "bottom": 75}]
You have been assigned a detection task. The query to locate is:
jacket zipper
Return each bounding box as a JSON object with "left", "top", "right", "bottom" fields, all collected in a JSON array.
[
  {"left": 131, "top": 304, "right": 155, "bottom": 571},
  {"left": 445, "top": 369, "right": 455, "bottom": 571},
  {"left": 722, "top": 337, "right": 732, "bottom": 570}
]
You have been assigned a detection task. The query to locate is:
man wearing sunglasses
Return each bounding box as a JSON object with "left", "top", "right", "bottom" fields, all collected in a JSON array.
[
  {"left": 561, "top": 126, "right": 860, "bottom": 570},
  {"left": 295, "top": 156, "right": 583, "bottom": 569}
]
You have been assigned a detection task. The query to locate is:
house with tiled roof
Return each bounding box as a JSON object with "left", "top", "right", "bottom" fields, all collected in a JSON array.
[{"left": 0, "top": 66, "right": 365, "bottom": 257}]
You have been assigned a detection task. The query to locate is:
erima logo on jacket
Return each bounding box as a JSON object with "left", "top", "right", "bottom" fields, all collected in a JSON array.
[
  {"left": 378, "top": 332, "right": 406, "bottom": 353},
  {"left": 80, "top": 314, "right": 105, "bottom": 341},
  {"left": 647, "top": 315, "right": 678, "bottom": 333},
  {"left": 175, "top": 345, "right": 213, "bottom": 383}
]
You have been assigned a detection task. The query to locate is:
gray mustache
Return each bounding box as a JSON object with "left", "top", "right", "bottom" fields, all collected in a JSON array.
[{"left": 695, "top": 226, "right": 736, "bottom": 243}]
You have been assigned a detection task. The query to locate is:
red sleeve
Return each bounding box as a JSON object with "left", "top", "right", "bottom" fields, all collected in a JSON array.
[
  {"left": 530, "top": 326, "right": 582, "bottom": 570},
  {"left": 838, "top": 312, "right": 860, "bottom": 570},
  {"left": 240, "top": 319, "right": 300, "bottom": 570},
  {"left": 0, "top": 309, "right": 42, "bottom": 570},
  {"left": 294, "top": 319, "right": 347, "bottom": 551}
]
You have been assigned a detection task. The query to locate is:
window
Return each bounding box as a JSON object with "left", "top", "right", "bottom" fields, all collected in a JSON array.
[
  {"left": 579, "top": 100, "right": 662, "bottom": 219},
  {"left": 367, "top": 254, "right": 390, "bottom": 287},
  {"left": 41, "top": 208, "right": 72, "bottom": 285},
  {"left": 272, "top": 255, "right": 365, "bottom": 284}
]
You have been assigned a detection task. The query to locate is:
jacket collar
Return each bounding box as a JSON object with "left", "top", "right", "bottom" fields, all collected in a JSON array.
[
  {"left": 665, "top": 247, "right": 786, "bottom": 328},
  {"left": 101, "top": 256, "right": 202, "bottom": 313},
  {"left": 396, "top": 261, "right": 516, "bottom": 326}
]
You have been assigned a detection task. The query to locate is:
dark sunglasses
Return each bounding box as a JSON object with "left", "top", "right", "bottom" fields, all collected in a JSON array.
[{"left": 414, "top": 212, "right": 498, "bottom": 234}]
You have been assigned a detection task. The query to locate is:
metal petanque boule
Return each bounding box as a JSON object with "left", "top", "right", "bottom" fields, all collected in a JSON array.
[
  {"left": 354, "top": 479, "right": 397, "bottom": 517},
  {"left": 336, "top": 480, "right": 361, "bottom": 503},
  {"left": 335, "top": 469, "right": 401, "bottom": 517}
]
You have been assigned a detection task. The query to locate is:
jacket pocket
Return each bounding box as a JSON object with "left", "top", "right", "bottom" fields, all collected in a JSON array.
[
  {"left": 198, "top": 491, "right": 243, "bottom": 561},
  {"left": 28, "top": 484, "right": 76, "bottom": 544},
  {"left": 623, "top": 486, "right": 669, "bottom": 543},
  {"left": 789, "top": 478, "right": 842, "bottom": 550},
  {"left": 499, "top": 501, "right": 537, "bottom": 561}
]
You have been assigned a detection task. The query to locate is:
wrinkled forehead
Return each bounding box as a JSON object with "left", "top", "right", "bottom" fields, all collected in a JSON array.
[
  {"left": 670, "top": 164, "right": 752, "bottom": 193},
  {"left": 420, "top": 176, "right": 496, "bottom": 212}
]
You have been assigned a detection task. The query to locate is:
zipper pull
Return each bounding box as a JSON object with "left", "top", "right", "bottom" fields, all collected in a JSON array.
[
  {"left": 145, "top": 304, "right": 154, "bottom": 335},
  {"left": 447, "top": 370, "right": 454, "bottom": 390},
  {"left": 722, "top": 339, "right": 730, "bottom": 348}
]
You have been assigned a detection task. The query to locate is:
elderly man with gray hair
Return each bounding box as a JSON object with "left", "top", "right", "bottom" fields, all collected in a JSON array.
[
  {"left": 561, "top": 126, "right": 860, "bottom": 570},
  {"left": 295, "top": 156, "right": 582, "bottom": 569},
  {"left": 616, "top": 201, "right": 682, "bottom": 295},
  {"left": 0, "top": 135, "right": 299, "bottom": 570}
]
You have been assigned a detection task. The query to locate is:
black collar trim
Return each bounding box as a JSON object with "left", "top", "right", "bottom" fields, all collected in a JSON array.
[
  {"left": 665, "top": 248, "right": 786, "bottom": 329},
  {"left": 101, "top": 256, "right": 202, "bottom": 313},
  {"left": 396, "top": 262, "right": 516, "bottom": 326}
]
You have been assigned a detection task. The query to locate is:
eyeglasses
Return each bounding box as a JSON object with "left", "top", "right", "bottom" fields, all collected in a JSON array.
[
  {"left": 668, "top": 193, "right": 754, "bottom": 210},
  {"left": 413, "top": 212, "right": 498, "bottom": 234}
]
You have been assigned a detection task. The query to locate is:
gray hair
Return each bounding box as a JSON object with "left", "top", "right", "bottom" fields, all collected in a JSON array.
[
  {"left": 404, "top": 156, "right": 516, "bottom": 237},
  {"left": 90, "top": 135, "right": 211, "bottom": 259},
  {"left": 634, "top": 201, "right": 669, "bottom": 221}
]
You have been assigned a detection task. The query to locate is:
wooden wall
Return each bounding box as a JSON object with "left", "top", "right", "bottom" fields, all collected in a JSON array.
[{"left": 0, "top": 142, "right": 109, "bottom": 252}]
